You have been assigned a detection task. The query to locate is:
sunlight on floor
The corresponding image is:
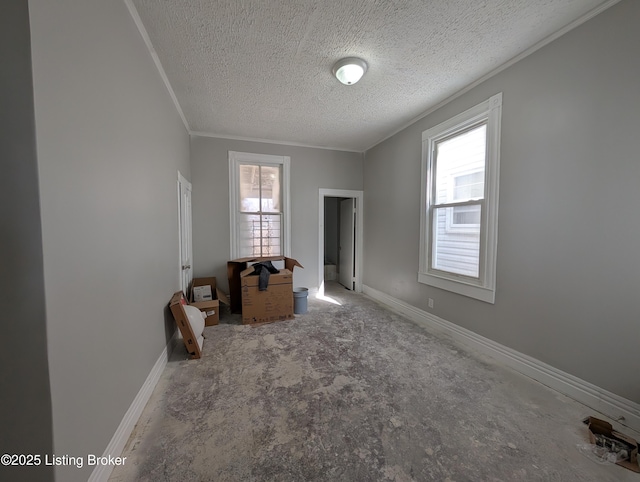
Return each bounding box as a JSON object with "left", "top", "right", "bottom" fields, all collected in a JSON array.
[{"left": 315, "top": 281, "right": 343, "bottom": 305}]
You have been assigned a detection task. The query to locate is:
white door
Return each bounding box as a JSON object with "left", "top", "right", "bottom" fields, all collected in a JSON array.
[
  {"left": 177, "top": 172, "right": 193, "bottom": 295},
  {"left": 339, "top": 198, "right": 355, "bottom": 290}
]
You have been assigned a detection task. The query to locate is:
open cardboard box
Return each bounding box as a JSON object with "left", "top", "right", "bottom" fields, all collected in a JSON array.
[
  {"left": 168, "top": 291, "right": 202, "bottom": 359},
  {"left": 584, "top": 416, "right": 639, "bottom": 472},
  {"left": 227, "top": 256, "right": 303, "bottom": 315},
  {"left": 240, "top": 266, "right": 294, "bottom": 325},
  {"left": 189, "top": 277, "right": 229, "bottom": 326}
]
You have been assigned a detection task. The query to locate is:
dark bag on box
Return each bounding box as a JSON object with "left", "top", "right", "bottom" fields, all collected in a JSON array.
[{"left": 252, "top": 261, "right": 280, "bottom": 291}]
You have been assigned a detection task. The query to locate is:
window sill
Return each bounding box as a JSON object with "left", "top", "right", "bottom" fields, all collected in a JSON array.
[{"left": 418, "top": 272, "right": 495, "bottom": 304}]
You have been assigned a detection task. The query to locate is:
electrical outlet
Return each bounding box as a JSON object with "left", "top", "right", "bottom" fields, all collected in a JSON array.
[{"left": 428, "top": 298, "right": 434, "bottom": 309}]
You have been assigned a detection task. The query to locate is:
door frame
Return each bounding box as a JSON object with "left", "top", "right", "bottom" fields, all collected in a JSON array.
[
  {"left": 177, "top": 171, "right": 193, "bottom": 294},
  {"left": 318, "top": 189, "right": 363, "bottom": 296}
]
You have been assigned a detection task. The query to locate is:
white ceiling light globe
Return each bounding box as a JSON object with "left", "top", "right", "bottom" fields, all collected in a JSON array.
[
  {"left": 336, "top": 64, "right": 364, "bottom": 85},
  {"left": 332, "top": 58, "right": 368, "bottom": 85}
]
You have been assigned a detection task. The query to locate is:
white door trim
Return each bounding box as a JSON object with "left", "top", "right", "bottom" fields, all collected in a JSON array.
[
  {"left": 318, "top": 189, "right": 363, "bottom": 295},
  {"left": 177, "top": 171, "right": 193, "bottom": 294}
]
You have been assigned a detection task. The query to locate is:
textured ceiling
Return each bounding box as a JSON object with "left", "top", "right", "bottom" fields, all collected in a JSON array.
[{"left": 129, "top": 0, "right": 614, "bottom": 152}]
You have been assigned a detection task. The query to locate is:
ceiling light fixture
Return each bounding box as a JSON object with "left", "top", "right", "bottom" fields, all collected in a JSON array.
[{"left": 332, "top": 57, "right": 368, "bottom": 85}]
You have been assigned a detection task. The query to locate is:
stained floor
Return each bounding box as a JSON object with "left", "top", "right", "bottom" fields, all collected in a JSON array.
[{"left": 110, "top": 282, "right": 639, "bottom": 481}]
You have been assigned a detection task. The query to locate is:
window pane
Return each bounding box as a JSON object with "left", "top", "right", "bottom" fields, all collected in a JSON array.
[
  {"left": 432, "top": 206, "right": 480, "bottom": 278},
  {"left": 238, "top": 213, "right": 281, "bottom": 258},
  {"left": 260, "top": 165, "right": 281, "bottom": 213},
  {"left": 238, "top": 213, "right": 259, "bottom": 257},
  {"left": 239, "top": 165, "right": 260, "bottom": 212},
  {"left": 452, "top": 204, "right": 481, "bottom": 226},
  {"left": 239, "top": 164, "right": 282, "bottom": 213},
  {"left": 260, "top": 214, "right": 281, "bottom": 256},
  {"left": 454, "top": 172, "right": 484, "bottom": 201},
  {"left": 435, "top": 124, "right": 486, "bottom": 204}
]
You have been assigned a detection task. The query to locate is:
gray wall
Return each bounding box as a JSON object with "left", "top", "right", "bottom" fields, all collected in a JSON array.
[
  {"left": 0, "top": 1, "right": 54, "bottom": 481},
  {"left": 190, "top": 136, "right": 363, "bottom": 291},
  {"left": 29, "top": 0, "right": 190, "bottom": 480},
  {"left": 364, "top": 0, "right": 640, "bottom": 404}
]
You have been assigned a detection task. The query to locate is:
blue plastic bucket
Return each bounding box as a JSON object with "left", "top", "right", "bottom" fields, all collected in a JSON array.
[{"left": 293, "top": 287, "right": 309, "bottom": 314}]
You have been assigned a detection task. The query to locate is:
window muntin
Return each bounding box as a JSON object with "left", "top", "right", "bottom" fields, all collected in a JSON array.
[{"left": 419, "top": 93, "right": 502, "bottom": 303}]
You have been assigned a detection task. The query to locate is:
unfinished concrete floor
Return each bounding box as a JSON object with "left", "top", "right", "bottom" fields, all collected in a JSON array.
[{"left": 110, "top": 282, "right": 639, "bottom": 481}]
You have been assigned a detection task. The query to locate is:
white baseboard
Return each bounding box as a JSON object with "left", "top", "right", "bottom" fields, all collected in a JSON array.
[
  {"left": 363, "top": 284, "right": 640, "bottom": 433},
  {"left": 88, "top": 333, "right": 175, "bottom": 482}
]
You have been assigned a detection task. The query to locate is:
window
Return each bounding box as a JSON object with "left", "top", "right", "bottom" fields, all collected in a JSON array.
[
  {"left": 229, "top": 151, "right": 290, "bottom": 258},
  {"left": 419, "top": 93, "right": 502, "bottom": 303}
]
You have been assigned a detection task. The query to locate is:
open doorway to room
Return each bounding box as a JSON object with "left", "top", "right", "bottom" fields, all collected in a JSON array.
[{"left": 318, "top": 189, "right": 363, "bottom": 297}]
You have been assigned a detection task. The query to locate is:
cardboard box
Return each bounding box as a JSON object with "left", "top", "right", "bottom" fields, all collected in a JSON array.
[
  {"left": 168, "top": 291, "right": 202, "bottom": 359},
  {"left": 190, "top": 277, "right": 220, "bottom": 302},
  {"left": 190, "top": 277, "right": 229, "bottom": 326},
  {"left": 585, "top": 416, "right": 639, "bottom": 472},
  {"left": 227, "top": 256, "right": 303, "bottom": 315},
  {"left": 240, "top": 267, "right": 296, "bottom": 324},
  {"left": 191, "top": 300, "right": 219, "bottom": 326}
]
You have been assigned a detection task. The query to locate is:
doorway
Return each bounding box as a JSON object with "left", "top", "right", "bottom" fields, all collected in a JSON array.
[{"left": 318, "top": 189, "right": 363, "bottom": 296}]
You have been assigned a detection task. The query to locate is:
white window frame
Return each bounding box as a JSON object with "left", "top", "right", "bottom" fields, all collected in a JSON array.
[
  {"left": 419, "top": 93, "right": 502, "bottom": 303},
  {"left": 229, "top": 151, "right": 291, "bottom": 259}
]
